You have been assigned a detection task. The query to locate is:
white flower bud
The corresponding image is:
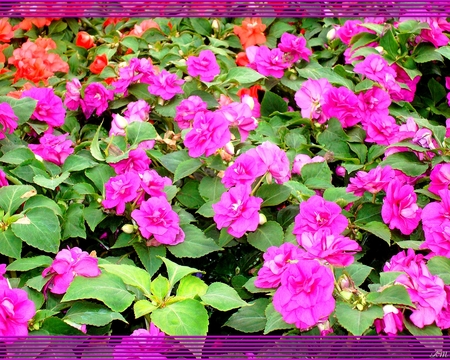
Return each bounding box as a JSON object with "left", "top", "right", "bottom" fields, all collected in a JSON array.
[
  {"left": 121, "top": 224, "right": 135, "bottom": 234},
  {"left": 327, "top": 28, "right": 337, "bottom": 41},
  {"left": 212, "top": 19, "right": 219, "bottom": 30},
  {"left": 259, "top": 213, "right": 267, "bottom": 225},
  {"left": 375, "top": 46, "right": 384, "bottom": 54}
]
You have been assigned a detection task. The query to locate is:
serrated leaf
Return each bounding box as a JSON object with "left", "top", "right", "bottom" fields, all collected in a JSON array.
[
  {"left": 247, "top": 221, "right": 284, "bottom": 252},
  {"left": 355, "top": 221, "right": 391, "bottom": 245},
  {"left": 62, "top": 203, "right": 86, "bottom": 240},
  {"left": 127, "top": 121, "right": 157, "bottom": 146},
  {"left": 134, "top": 299, "right": 158, "bottom": 318},
  {"left": 224, "top": 298, "right": 269, "bottom": 333},
  {"left": 85, "top": 164, "right": 117, "bottom": 194},
  {"left": 200, "top": 282, "right": 248, "bottom": 311},
  {"left": 264, "top": 302, "right": 294, "bottom": 334},
  {"left": 64, "top": 301, "right": 127, "bottom": 327},
  {"left": 427, "top": 256, "right": 450, "bottom": 284},
  {"left": 133, "top": 243, "right": 165, "bottom": 277},
  {"left": 256, "top": 184, "right": 291, "bottom": 207},
  {"left": 99, "top": 264, "right": 152, "bottom": 296},
  {"left": 173, "top": 158, "right": 203, "bottom": 182},
  {"left": 176, "top": 275, "right": 208, "bottom": 299},
  {"left": 159, "top": 256, "right": 202, "bottom": 287},
  {"left": 243, "top": 277, "right": 273, "bottom": 293},
  {"left": 62, "top": 155, "right": 97, "bottom": 172},
  {"left": 396, "top": 240, "right": 423, "bottom": 250},
  {"left": 83, "top": 203, "right": 107, "bottom": 232},
  {"left": 159, "top": 150, "right": 191, "bottom": 174},
  {"left": 225, "top": 67, "right": 265, "bottom": 84},
  {"left": 0, "top": 229, "right": 21, "bottom": 259},
  {"left": 62, "top": 273, "right": 134, "bottom": 313},
  {"left": 0, "top": 185, "right": 36, "bottom": 214},
  {"left": 334, "top": 262, "right": 373, "bottom": 287},
  {"left": 168, "top": 224, "right": 222, "bottom": 258},
  {"left": 380, "top": 272, "right": 404, "bottom": 286},
  {"left": 381, "top": 151, "right": 428, "bottom": 177},
  {"left": 335, "top": 302, "right": 383, "bottom": 335},
  {"left": 0, "top": 147, "right": 35, "bottom": 164},
  {"left": 198, "top": 176, "right": 226, "bottom": 202},
  {"left": 33, "top": 172, "right": 70, "bottom": 190},
  {"left": 7, "top": 255, "right": 53, "bottom": 271},
  {"left": 366, "top": 285, "right": 414, "bottom": 307},
  {"left": 23, "top": 195, "right": 62, "bottom": 217},
  {"left": 0, "top": 96, "right": 36, "bottom": 125}
]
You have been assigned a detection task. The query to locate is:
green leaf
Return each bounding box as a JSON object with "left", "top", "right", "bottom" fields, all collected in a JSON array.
[
  {"left": 0, "top": 185, "right": 36, "bottom": 214},
  {"left": 151, "top": 299, "right": 208, "bottom": 335},
  {"left": 379, "top": 28, "right": 399, "bottom": 58},
  {"left": 62, "top": 203, "right": 86, "bottom": 240},
  {"left": 413, "top": 44, "right": 443, "bottom": 63},
  {"left": 90, "top": 123, "right": 106, "bottom": 161},
  {"left": 264, "top": 302, "right": 294, "bottom": 334},
  {"left": 301, "top": 161, "right": 333, "bottom": 189},
  {"left": 100, "top": 263, "right": 152, "bottom": 296},
  {"left": 83, "top": 203, "right": 107, "bottom": 232},
  {"left": 428, "top": 78, "right": 447, "bottom": 104},
  {"left": 381, "top": 152, "right": 428, "bottom": 177},
  {"left": 85, "top": 164, "right": 117, "bottom": 194},
  {"left": 168, "top": 224, "right": 222, "bottom": 258},
  {"left": 427, "top": 256, "right": 450, "bottom": 284},
  {"left": 11, "top": 208, "right": 60, "bottom": 253},
  {"left": 334, "top": 262, "right": 373, "bottom": 287},
  {"left": 243, "top": 277, "right": 273, "bottom": 293},
  {"left": 247, "top": 221, "right": 284, "bottom": 252},
  {"left": 355, "top": 203, "right": 383, "bottom": 224},
  {"left": 23, "top": 195, "right": 62, "bottom": 217},
  {"left": 176, "top": 180, "right": 205, "bottom": 209},
  {"left": 127, "top": 83, "right": 151, "bottom": 100},
  {"left": 38, "top": 317, "right": 84, "bottom": 335},
  {"left": 224, "top": 298, "right": 269, "bottom": 333},
  {"left": 297, "top": 63, "right": 354, "bottom": 90},
  {"left": 0, "top": 229, "right": 21, "bottom": 259},
  {"left": 151, "top": 275, "right": 170, "bottom": 301},
  {"left": 127, "top": 121, "right": 157, "bottom": 145},
  {"left": 134, "top": 243, "right": 165, "bottom": 277},
  {"left": 355, "top": 221, "right": 391, "bottom": 245},
  {"left": 176, "top": 275, "right": 208, "bottom": 299},
  {"left": 335, "top": 302, "right": 384, "bottom": 335},
  {"left": 7, "top": 255, "right": 53, "bottom": 271},
  {"left": 366, "top": 285, "right": 414, "bottom": 307},
  {"left": 26, "top": 275, "right": 48, "bottom": 292},
  {"left": 404, "top": 319, "right": 442, "bottom": 336},
  {"left": 33, "top": 172, "right": 70, "bottom": 190},
  {"left": 317, "top": 118, "right": 352, "bottom": 159},
  {"left": 380, "top": 271, "right": 404, "bottom": 286},
  {"left": 198, "top": 176, "right": 226, "bottom": 202},
  {"left": 0, "top": 96, "right": 36, "bottom": 125},
  {"left": 159, "top": 150, "right": 191, "bottom": 173},
  {"left": 62, "top": 272, "right": 134, "bottom": 312},
  {"left": 396, "top": 240, "right": 423, "bottom": 250},
  {"left": 121, "top": 36, "right": 140, "bottom": 52},
  {"left": 189, "top": 18, "right": 212, "bottom": 36},
  {"left": 134, "top": 299, "right": 158, "bottom": 318},
  {"left": 260, "top": 91, "right": 288, "bottom": 117},
  {"left": 256, "top": 184, "right": 291, "bottom": 207},
  {"left": 225, "top": 67, "right": 265, "bottom": 84},
  {"left": 159, "top": 256, "right": 202, "bottom": 287},
  {"left": 196, "top": 200, "right": 215, "bottom": 218},
  {"left": 437, "top": 46, "right": 450, "bottom": 61},
  {"left": 173, "top": 158, "right": 203, "bottom": 182},
  {"left": 200, "top": 282, "right": 248, "bottom": 311},
  {"left": 323, "top": 187, "right": 360, "bottom": 207},
  {"left": 62, "top": 155, "right": 97, "bottom": 172},
  {"left": 0, "top": 147, "right": 35, "bottom": 164},
  {"left": 64, "top": 301, "right": 127, "bottom": 327}
]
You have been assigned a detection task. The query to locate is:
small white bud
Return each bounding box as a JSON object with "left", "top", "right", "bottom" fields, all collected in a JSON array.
[
  {"left": 259, "top": 213, "right": 267, "bottom": 225},
  {"left": 327, "top": 28, "right": 337, "bottom": 41},
  {"left": 122, "top": 224, "right": 135, "bottom": 234}
]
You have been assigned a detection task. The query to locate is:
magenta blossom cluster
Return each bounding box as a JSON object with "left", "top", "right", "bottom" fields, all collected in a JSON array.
[
  {"left": 186, "top": 50, "right": 220, "bottom": 82},
  {"left": 0, "top": 103, "right": 18, "bottom": 140},
  {"left": 110, "top": 100, "right": 151, "bottom": 137},
  {"left": 42, "top": 247, "right": 101, "bottom": 294},
  {"left": 112, "top": 57, "right": 156, "bottom": 95},
  {"left": 29, "top": 132, "right": 74, "bottom": 166},
  {"left": 0, "top": 265, "right": 36, "bottom": 336}
]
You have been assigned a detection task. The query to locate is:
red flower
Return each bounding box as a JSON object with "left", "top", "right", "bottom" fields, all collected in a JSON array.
[
  {"left": 233, "top": 18, "right": 266, "bottom": 49},
  {"left": 89, "top": 54, "right": 108, "bottom": 74},
  {"left": 236, "top": 52, "right": 249, "bottom": 67},
  {"left": 0, "top": 18, "right": 14, "bottom": 43},
  {"left": 76, "top": 31, "right": 94, "bottom": 49}
]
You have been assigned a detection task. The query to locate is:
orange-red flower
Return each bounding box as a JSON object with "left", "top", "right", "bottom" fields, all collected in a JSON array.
[
  {"left": 233, "top": 18, "right": 266, "bottom": 49},
  {"left": 0, "top": 43, "right": 9, "bottom": 64},
  {"left": 76, "top": 31, "right": 95, "bottom": 49},
  {"left": 236, "top": 52, "right": 249, "bottom": 67},
  {"left": 237, "top": 85, "right": 262, "bottom": 99},
  {"left": 89, "top": 54, "right": 108, "bottom": 75},
  {"left": 129, "top": 20, "right": 160, "bottom": 37},
  {"left": 0, "top": 19, "right": 14, "bottom": 43},
  {"left": 16, "top": 18, "right": 55, "bottom": 31},
  {"left": 103, "top": 18, "right": 128, "bottom": 28}
]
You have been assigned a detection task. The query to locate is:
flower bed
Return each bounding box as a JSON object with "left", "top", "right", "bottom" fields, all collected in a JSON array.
[{"left": 0, "top": 16, "right": 450, "bottom": 340}]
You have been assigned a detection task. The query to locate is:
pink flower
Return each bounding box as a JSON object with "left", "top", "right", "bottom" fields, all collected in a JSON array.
[
  {"left": 255, "top": 142, "right": 291, "bottom": 184},
  {"left": 184, "top": 111, "right": 231, "bottom": 158},
  {"left": 81, "top": 82, "right": 114, "bottom": 119},
  {"left": 293, "top": 195, "right": 348, "bottom": 237},
  {"left": 186, "top": 50, "right": 220, "bottom": 82},
  {"left": 254, "top": 46, "right": 290, "bottom": 78},
  {"left": 381, "top": 179, "right": 421, "bottom": 235},
  {"left": 422, "top": 190, "right": 450, "bottom": 234},
  {"left": 429, "top": 163, "right": 450, "bottom": 196},
  {"left": 292, "top": 154, "right": 325, "bottom": 175},
  {"left": 0, "top": 287, "right": 35, "bottom": 336},
  {"left": 22, "top": 87, "right": 65, "bottom": 131},
  {"left": 273, "top": 259, "right": 335, "bottom": 330},
  {"left": 437, "top": 285, "right": 450, "bottom": 330},
  {"left": 420, "top": 221, "right": 450, "bottom": 258},
  {"left": 418, "top": 17, "right": 450, "bottom": 47},
  {"left": 277, "top": 33, "right": 312, "bottom": 63},
  {"left": 124, "top": 100, "right": 150, "bottom": 122},
  {"left": 131, "top": 197, "right": 185, "bottom": 246},
  {"left": 110, "top": 114, "right": 129, "bottom": 137},
  {"left": 389, "top": 63, "right": 420, "bottom": 102},
  {"left": 112, "top": 58, "right": 154, "bottom": 95},
  {"left": 363, "top": 115, "right": 399, "bottom": 146},
  {"left": 374, "top": 305, "right": 404, "bottom": 336},
  {"left": 384, "top": 248, "right": 426, "bottom": 273},
  {"left": 103, "top": 172, "right": 142, "bottom": 215},
  {"left": 337, "top": 20, "right": 370, "bottom": 45},
  {"left": 110, "top": 148, "right": 151, "bottom": 175},
  {"left": 322, "top": 86, "right": 360, "bottom": 128},
  {"left": 294, "top": 78, "right": 332, "bottom": 123},
  {"left": 222, "top": 148, "right": 267, "bottom": 188},
  {"left": 174, "top": 96, "right": 208, "bottom": 129},
  {"left": 0, "top": 103, "right": 18, "bottom": 140},
  {"left": 212, "top": 185, "right": 263, "bottom": 238},
  {"left": 353, "top": 54, "right": 397, "bottom": 85},
  {"left": 254, "top": 243, "right": 306, "bottom": 289},
  {"left": 218, "top": 102, "right": 257, "bottom": 142},
  {"left": 64, "top": 78, "right": 82, "bottom": 111},
  {"left": 148, "top": 70, "right": 184, "bottom": 100},
  {"left": 29, "top": 133, "right": 74, "bottom": 166},
  {"left": 139, "top": 170, "right": 172, "bottom": 198},
  {"left": 346, "top": 165, "right": 395, "bottom": 196},
  {"left": 42, "top": 247, "right": 101, "bottom": 294},
  {"left": 299, "top": 229, "right": 361, "bottom": 267},
  {"left": 357, "top": 86, "right": 391, "bottom": 123},
  {"left": 0, "top": 264, "right": 8, "bottom": 288}
]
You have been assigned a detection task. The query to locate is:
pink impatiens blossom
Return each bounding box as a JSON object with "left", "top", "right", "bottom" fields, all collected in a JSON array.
[
  {"left": 22, "top": 87, "right": 66, "bottom": 131},
  {"left": 42, "top": 247, "right": 101, "bottom": 295},
  {"left": 381, "top": 179, "right": 422, "bottom": 235},
  {"left": 109, "top": 148, "right": 151, "bottom": 175},
  {"left": 64, "top": 78, "right": 82, "bottom": 111},
  {"left": 80, "top": 82, "right": 114, "bottom": 119},
  {"left": 131, "top": 196, "right": 185, "bottom": 246},
  {"left": 336, "top": 19, "right": 370, "bottom": 45},
  {"left": 346, "top": 165, "right": 395, "bottom": 197},
  {"left": 186, "top": 50, "right": 220, "bottom": 82},
  {"left": 293, "top": 195, "right": 348, "bottom": 237},
  {"left": 139, "top": 170, "right": 172, "bottom": 198},
  {"left": 0, "top": 103, "right": 18, "bottom": 140},
  {"left": 374, "top": 305, "right": 404, "bottom": 336},
  {"left": 0, "top": 286, "right": 36, "bottom": 336},
  {"left": 221, "top": 148, "right": 267, "bottom": 188},
  {"left": 148, "top": 70, "right": 184, "bottom": 100},
  {"left": 299, "top": 229, "right": 361, "bottom": 267},
  {"left": 436, "top": 285, "right": 450, "bottom": 330},
  {"left": 254, "top": 243, "right": 306, "bottom": 289},
  {"left": 353, "top": 54, "right": 397, "bottom": 85},
  {"left": 0, "top": 170, "right": 7, "bottom": 187},
  {"left": 184, "top": 111, "right": 231, "bottom": 158},
  {"left": 212, "top": 185, "right": 263, "bottom": 238},
  {"left": 174, "top": 96, "right": 208, "bottom": 129},
  {"left": 112, "top": 58, "right": 155, "bottom": 95},
  {"left": 363, "top": 115, "right": 399, "bottom": 146},
  {"left": 29, "top": 133, "right": 74, "bottom": 166},
  {"left": 417, "top": 17, "right": 450, "bottom": 48},
  {"left": 322, "top": 86, "right": 361, "bottom": 128},
  {"left": 218, "top": 102, "right": 258, "bottom": 142},
  {"left": 273, "top": 259, "right": 335, "bottom": 331},
  {"left": 277, "top": 33, "right": 312, "bottom": 64},
  {"left": 255, "top": 141, "right": 291, "bottom": 184},
  {"left": 357, "top": 86, "right": 391, "bottom": 122},
  {"left": 292, "top": 154, "right": 325, "bottom": 175},
  {"left": 428, "top": 163, "right": 450, "bottom": 196},
  {"left": 254, "top": 46, "right": 290, "bottom": 78},
  {"left": 389, "top": 63, "right": 420, "bottom": 103},
  {"left": 102, "top": 172, "right": 142, "bottom": 215},
  {"left": 123, "top": 100, "right": 151, "bottom": 122},
  {"left": 294, "top": 78, "right": 332, "bottom": 124},
  {"left": 383, "top": 248, "right": 426, "bottom": 273}
]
